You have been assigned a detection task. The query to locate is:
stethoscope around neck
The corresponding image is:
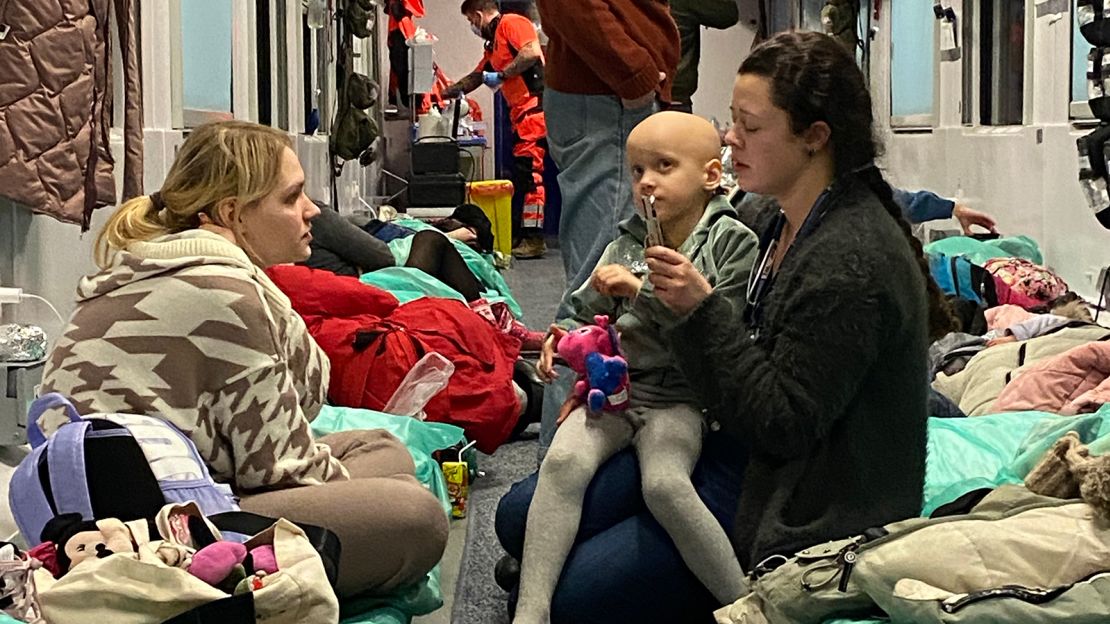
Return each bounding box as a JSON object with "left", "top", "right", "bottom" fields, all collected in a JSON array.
[
  {"left": 743, "top": 187, "right": 834, "bottom": 337},
  {"left": 745, "top": 213, "right": 786, "bottom": 309}
]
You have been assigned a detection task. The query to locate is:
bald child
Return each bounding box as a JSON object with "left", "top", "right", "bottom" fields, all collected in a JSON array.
[{"left": 517, "top": 112, "right": 760, "bottom": 624}]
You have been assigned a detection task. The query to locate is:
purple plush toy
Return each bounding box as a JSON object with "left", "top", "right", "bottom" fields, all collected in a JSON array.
[{"left": 555, "top": 314, "right": 631, "bottom": 414}]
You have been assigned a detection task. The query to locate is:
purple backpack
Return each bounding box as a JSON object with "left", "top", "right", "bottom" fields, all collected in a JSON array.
[{"left": 9, "top": 393, "right": 239, "bottom": 544}]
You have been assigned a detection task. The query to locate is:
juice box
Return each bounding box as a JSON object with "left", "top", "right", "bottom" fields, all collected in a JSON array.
[{"left": 442, "top": 461, "right": 470, "bottom": 519}]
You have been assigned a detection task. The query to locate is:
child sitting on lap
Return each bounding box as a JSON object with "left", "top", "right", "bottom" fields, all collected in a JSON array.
[{"left": 516, "top": 111, "right": 760, "bottom": 623}]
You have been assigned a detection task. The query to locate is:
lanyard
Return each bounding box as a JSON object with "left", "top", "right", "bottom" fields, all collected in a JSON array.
[
  {"left": 745, "top": 212, "right": 786, "bottom": 309},
  {"left": 744, "top": 189, "right": 833, "bottom": 338}
]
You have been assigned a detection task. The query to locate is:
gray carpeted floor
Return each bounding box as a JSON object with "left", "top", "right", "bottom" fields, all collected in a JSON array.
[
  {"left": 450, "top": 243, "right": 563, "bottom": 623},
  {"left": 500, "top": 242, "right": 565, "bottom": 330},
  {"left": 450, "top": 433, "right": 538, "bottom": 624}
]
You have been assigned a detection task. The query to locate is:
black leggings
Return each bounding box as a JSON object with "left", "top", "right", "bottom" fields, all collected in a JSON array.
[
  {"left": 387, "top": 29, "right": 410, "bottom": 105},
  {"left": 404, "top": 230, "right": 484, "bottom": 302}
]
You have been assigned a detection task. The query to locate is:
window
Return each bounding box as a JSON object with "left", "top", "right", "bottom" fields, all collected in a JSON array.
[
  {"left": 1073, "top": 1, "right": 1095, "bottom": 118},
  {"left": 980, "top": 0, "right": 1025, "bottom": 125},
  {"left": 761, "top": 0, "right": 795, "bottom": 35},
  {"left": 962, "top": 0, "right": 975, "bottom": 125},
  {"left": 890, "top": 0, "right": 936, "bottom": 127},
  {"left": 750, "top": 0, "right": 794, "bottom": 36},
  {"left": 272, "top": 0, "right": 290, "bottom": 130},
  {"left": 179, "top": 0, "right": 234, "bottom": 127}
]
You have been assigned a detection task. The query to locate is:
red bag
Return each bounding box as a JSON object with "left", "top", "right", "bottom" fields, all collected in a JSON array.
[
  {"left": 329, "top": 320, "right": 450, "bottom": 421},
  {"left": 266, "top": 265, "right": 399, "bottom": 320},
  {"left": 269, "top": 266, "right": 521, "bottom": 452},
  {"left": 389, "top": 299, "right": 522, "bottom": 452}
]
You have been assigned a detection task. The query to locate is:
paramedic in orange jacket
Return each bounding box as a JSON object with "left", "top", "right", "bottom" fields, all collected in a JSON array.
[{"left": 445, "top": 0, "right": 549, "bottom": 259}]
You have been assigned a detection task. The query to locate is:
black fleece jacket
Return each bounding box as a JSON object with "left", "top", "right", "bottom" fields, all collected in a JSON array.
[{"left": 669, "top": 178, "right": 929, "bottom": 570}]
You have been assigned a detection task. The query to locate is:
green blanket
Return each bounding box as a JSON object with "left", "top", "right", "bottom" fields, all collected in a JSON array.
[
  {"left": 313, "top": 405, "right": 1110, "bottom": 624},
  {"left": 923, "top": 407, "right": 1110, "bottom": 515},
  {"left": 923, "top": 235, "right": 1043, "bottom": 265},
  {"left": 311, "top": 406, "right": 467, "bottom": 624},
  {"left": 922, "top": 411, "right": 1056, "bottom": 515},
  {"left": 825, "top": 407, "right": 1110, "bottom": 624},
  {"left": 374, "top": 218, "right": 523, "bottom": 320}
]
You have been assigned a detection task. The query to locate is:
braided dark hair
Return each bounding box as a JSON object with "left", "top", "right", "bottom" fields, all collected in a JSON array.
[{"left": 739, "top": 31, "right": 957, "bottom": 339}]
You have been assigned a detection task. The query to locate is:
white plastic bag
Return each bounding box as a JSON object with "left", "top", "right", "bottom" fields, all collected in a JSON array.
[
  {"left": 0, "top": 544, "right": 45, "bottom": 624},
  {"left": 382, "top": 352, "right": 455, "bottom": 420}
]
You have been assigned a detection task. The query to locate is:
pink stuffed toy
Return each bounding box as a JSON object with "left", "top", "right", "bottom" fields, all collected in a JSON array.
[
  {"left": 189, "top": 542, "right": 281, "bottom": 586},
  {"left": 189, "top": 541, "right": 247, "bottom": 586},
  {"left": 250, "top": 544, "right": 279, "bottom": 575},
  {"left": 555, "top": 314, "right": 631, "bottom": 414}
]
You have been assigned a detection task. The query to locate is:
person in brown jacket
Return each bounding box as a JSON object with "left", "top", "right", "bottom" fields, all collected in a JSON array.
[{"left": 537, "top": 0, "right": 680, "bottom": 318}]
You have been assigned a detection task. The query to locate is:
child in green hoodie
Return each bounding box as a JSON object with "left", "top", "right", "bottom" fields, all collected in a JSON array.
[{"left": 515, "top": 112, "right": 760, "bottom": 623}]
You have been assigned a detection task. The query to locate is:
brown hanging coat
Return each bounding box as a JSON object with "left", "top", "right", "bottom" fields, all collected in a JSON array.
[{"left": 0, "top": 0, "right": 142, "bottom": 230}]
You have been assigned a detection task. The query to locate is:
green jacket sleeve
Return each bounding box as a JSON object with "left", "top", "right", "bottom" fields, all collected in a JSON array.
[{"left": 556, "top": 241, "right": 624, "bottom": 332}]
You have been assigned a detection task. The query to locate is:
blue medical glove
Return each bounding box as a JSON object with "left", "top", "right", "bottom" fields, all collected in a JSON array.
[{"left": 483, "top": 71, "right": 504, "bottom": 88}]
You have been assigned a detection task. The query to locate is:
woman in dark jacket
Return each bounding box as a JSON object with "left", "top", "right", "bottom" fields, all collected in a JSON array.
[
  {"left": 646, "top": 31, "right": 956, "bottom": 572},
  {"left": 495, "top": 31, "right": 955, "bottom": 623}
]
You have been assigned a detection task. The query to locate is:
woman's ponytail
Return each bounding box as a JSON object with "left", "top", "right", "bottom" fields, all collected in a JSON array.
[{"left": 95, "top": 195, "right": 170, "bottom": 268}]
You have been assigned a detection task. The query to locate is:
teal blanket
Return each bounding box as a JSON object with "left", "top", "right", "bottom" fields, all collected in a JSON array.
[
  {"left": 823, "top": 407, "right": 1110, "bottom": 624},
  {"left": 923, "top": 407, "right": 1110, "bottom": 515},
  {"left": 923, "top": 235, "right": 1043, "bottom": 265},
  {"left": 311, "top": 406, "right": 467, "bottom": 624},
  {"left": 313, "top": 405, "right": 1110, "bottom": 624},
  {"left": 369, "top": 218, "right": 523, "bottom": 320}
]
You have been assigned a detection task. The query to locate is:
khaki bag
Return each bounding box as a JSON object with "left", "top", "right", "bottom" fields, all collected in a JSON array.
[
  {"left": 36, "top": 508, "right": 339, "bottom": 624},
  {"left": 716, "top": 485, "right": 1110, "bottom": 624},
  {"left": 881, "top": 571, "right": 1110, "bottom": 623}
]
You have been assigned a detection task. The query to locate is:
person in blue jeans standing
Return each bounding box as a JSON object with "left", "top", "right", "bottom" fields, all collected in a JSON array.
[
  {"left": 535, "top": 0, "right": 679, "bottom": 319},
  {"left": 534, "top": 0, "right": 681, "bottom": 454}
]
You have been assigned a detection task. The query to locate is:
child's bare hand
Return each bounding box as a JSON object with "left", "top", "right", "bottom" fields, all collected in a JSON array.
[
  {"left": 645, "top": 246, "right": 713, "bottom": 316},
  {"left": 537, "top": 324, "right": 566, "bottom": 382},
  {"left": 591, "top": 264, "right": 642, "bottom": 299}
]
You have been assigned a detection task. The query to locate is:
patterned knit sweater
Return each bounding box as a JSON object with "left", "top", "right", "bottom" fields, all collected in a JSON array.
[{"left": 39, "top": 230, "right": 348, "bottom": 492}]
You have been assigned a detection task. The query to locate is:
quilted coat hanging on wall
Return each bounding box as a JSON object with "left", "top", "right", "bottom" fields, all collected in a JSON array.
[{"left": 0, "top": 0, "right": 143, "bottom": 230}]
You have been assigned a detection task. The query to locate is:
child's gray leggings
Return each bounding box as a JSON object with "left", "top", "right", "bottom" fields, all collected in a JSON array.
[{"left": 513, "top": 404, "right": 748, "bottom": 624}]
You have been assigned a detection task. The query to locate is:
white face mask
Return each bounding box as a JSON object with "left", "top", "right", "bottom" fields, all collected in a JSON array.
[{"left": 470, "top": 23, "right": 482, "bottom": 37}]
